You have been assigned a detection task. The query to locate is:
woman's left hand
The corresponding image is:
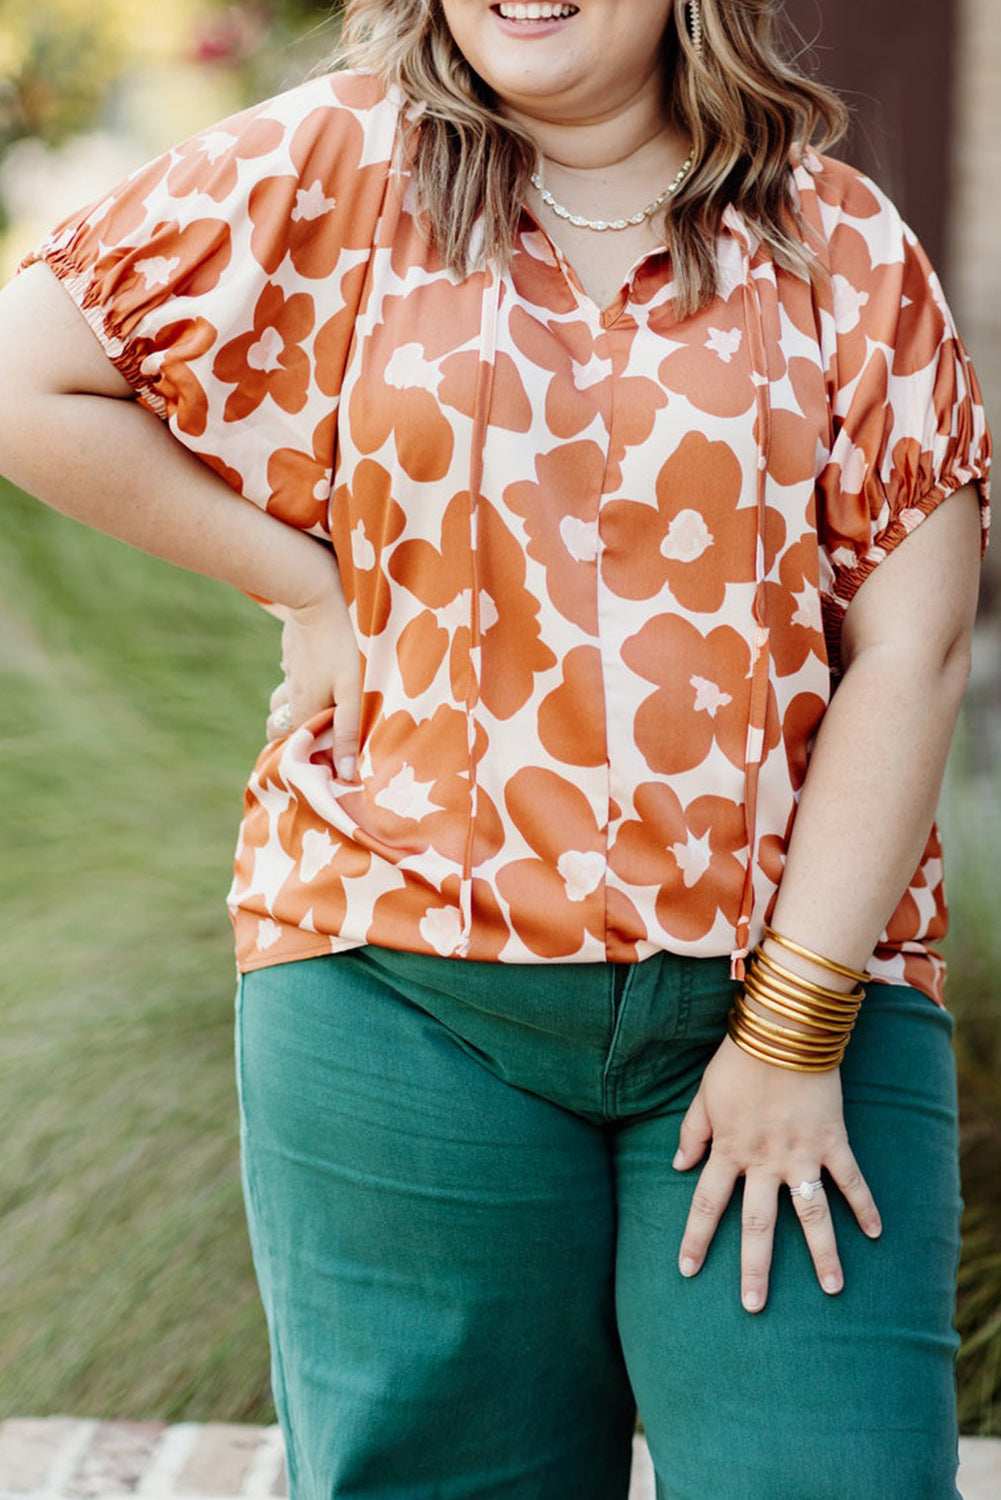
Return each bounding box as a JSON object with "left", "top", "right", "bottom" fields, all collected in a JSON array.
[{"left": 673, "top": 1035, "right": 883, "bottom": 1311}]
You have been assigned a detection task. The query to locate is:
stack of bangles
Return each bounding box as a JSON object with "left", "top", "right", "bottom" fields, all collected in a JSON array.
[{"left": 728, "top": 924, "right": 870, "bottom": 1073}]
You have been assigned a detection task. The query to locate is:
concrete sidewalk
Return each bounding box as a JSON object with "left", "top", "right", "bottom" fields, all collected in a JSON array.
[{"left": 0, "top": 1418, "right": 999, "bottom": 1498}]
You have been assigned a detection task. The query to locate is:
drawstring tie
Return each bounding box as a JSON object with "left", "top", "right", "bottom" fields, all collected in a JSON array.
[
  {"left": 458, "top": 260, "right": 502, "bottom": 955},
  {"left": 723, "top": 205, "right": 775, "bottom": 982}
]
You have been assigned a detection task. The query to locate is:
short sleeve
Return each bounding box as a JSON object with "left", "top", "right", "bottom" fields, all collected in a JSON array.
[
  {"left": 17, "top": 71, "right": 399, "bottom": 536},
  {"left": 810, "top": 158, "right": 992, "bottom": 641}
]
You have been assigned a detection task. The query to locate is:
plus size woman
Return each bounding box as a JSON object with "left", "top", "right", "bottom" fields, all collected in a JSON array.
[{"left": 0, "top": 1, "right": 991, "bottom": 1496}]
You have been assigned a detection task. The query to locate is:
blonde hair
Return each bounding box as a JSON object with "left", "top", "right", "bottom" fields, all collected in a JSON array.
[{"left": 335, "top": 0, "right": 849, "bottom": 314}]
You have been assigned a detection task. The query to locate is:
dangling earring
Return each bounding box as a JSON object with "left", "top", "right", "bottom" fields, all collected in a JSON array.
[{"left": 687, "top": 0, "right": 704, "bottom": 61}]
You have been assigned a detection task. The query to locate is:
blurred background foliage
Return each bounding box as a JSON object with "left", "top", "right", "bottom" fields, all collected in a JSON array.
[{"left": 0, "top": 0, "right": 999, "bottom": 1440}]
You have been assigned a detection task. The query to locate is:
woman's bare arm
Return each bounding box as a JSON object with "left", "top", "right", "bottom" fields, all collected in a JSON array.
[
  {"left": 0, "top": 264, "right": 360, "bottom": 767},
  {"left": 674, "top": 483, "right": 983, "bottom": 1311},
  {"left": 765, "top": 482, "right": 983, "bottom": 977}
]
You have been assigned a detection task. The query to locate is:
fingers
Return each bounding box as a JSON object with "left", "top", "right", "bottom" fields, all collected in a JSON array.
[
  {"left": 788, "top": 1174, "right": 843, "bottom": 1296},
  {"left": 332, "top": 656, "right": 361, "bottom": 782},
  {"left": 678, "top": 1153, "right": 738, "bottom": 1280},
  {"left": 673, "top": 1087, "right": 712, "bottom": 1172},
  {"left": 827, "top": 1143, "right": 883, "bottom": 1241},
  {"left": 265, "top": 683, "right": 293, "bottom": 743},
  {"left": 740, "top": 1174, "right": 778, "bottom": 1313},
  {"left": 266, "top": 655, "right": 362, "bottom": 777}
]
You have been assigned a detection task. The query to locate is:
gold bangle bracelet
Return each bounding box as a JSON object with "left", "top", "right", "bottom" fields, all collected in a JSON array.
[
  {"left": 747, "top": 984, "right": 858, "bottom": 1032},
  {"left": 754, "top": 951, "right": 864, "bottom": 1007},
  {"left": 754, "top": 950, "right": 865, "bottom": 1006},
  {"left": 730, "top": 997, "right": 850, "bottom": 1055},
  {"left": 727, "top": 1022, "right": 846, "bottom": 1073},
  {"left": 729, "top": 1026, "right": 846, "bottom": 1074},
  {"left": 743, "top": 968, "right": 862, "bottom": 1024},
  {"left": 743, "top": 982, "right": 857, "bottom": 1033},
  {"left": 729, "top": 1036, "right": 847, "bottom": 1074},
  {"left": 740, "top": 983, "right": 860, "bottom": 1036},
  {"left": 731, "top": 1006, "right": 848, "bottom": 1055},
  {"left": 731, "top": 997, "right": 850, "bottom": 1049},
  {"left": 762, "top": 924, "right": 869, "bottom": 985}
]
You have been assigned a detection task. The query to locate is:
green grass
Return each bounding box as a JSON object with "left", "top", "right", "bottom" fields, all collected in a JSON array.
[
  {"left": 0, "top": 476, "right": 280, "bottom": 1422},
  {"left": 1, "top": 475, "right": 999, "bottom": 1432},
  {"left": 939, "top": 712, "right": 1001, "bottom": 1437}
]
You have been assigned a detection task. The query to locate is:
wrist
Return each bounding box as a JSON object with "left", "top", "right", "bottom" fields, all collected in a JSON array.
[
  {"left": 283, "top": 542, "right": 342, "bottom": 617},
  {"left": 727, "top": 929, "right": 867, "bottom": 1072},
  {"left": 758, "top": 935, "right": 860, "bottom": 996}
]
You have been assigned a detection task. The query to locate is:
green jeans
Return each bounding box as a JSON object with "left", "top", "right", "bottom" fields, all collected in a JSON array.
[{"left": 234, "top": 945, "right": 963, "bottom": 1499}]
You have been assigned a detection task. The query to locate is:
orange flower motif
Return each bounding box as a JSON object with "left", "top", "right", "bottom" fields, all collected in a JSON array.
[
  {"left": 347, "top": 281, "right": 483, "bottom": 481},
  {"left": 314, "top": 261, "right": 375, "bottom": 399},
  {"left": 248, "top": 173, "right": 344, "bottom": 279},
  {"left": 233, "top": 740, "right": 372, "bottom": 948},
  {"left": 497, "top": 767, "right": 607, "bottom": 958},
  {"left": 508, "top": 228, "right": 579, "bottom": 318},
  {"left": 84, "top": 218, "right": 234, "bottom": 340},
  {"left": 329, "top": 459, "right": 408, "bottom": 639},
  {"left": 879, "top": 824, "right": 947, "bottom": 945},
  {"left": 246, "top": 103, "right": 393, "bottom": 278},
  {"left": 394, "top": 610, "right": 467, "bottom": 703},
  {"left": 503, "top": 440, "right": 607, "bottom": 633},
  {"left": 367, "top": 874, "right": 508, "bottom": 960},
  {"left": 129, "top": 316, "right": 216, "bottom": 436},
  {"left": 388, "top": 490, "right": 473, "bottom": 700},
  {"left": 603, "top": 327, "right": 672, "bottom": 492},
  {"left": 506, "top": 305, "right": 667, "bottom": 487},
  {"left": 277, "top": 792, "right": 373, "bottom": 934},
  {"left": 508, "top": 304, "right": 610, "bottom": 440},
  {"left": 894, "top": 244, "right": 948, "bottom": 377},
  {"left": 341, "top": 704, "right": 502, "bottom": 868},
  {"left": 213, "top": 282, "right": 314, "bottom": 421},
  {"left": 476, "top": 499, "right": 558, "bottom": 719},
  {"left": 779, "top": 691, "right": 826, "bottom": 792},
  {"left": 167, "top": 115, "right": 284, "bottom": 203},
  {"left": 386, "top": 493, "right": 556, "bottom": 716},
  {"left": 538, "top": 645, "right": 607, "bottom": 767},
  {"left": 766, "top": 356, "right": 828, "bottom": 486},
  {"left": 761, "top": 536, "right": 827, "bottom": 678},
  {"left": 437, "top": 349, "right": 534, "bottom": 435},
  {"left": 267, "top": 411, "right": 336, "bottom": 531},
  {"left": 601, "top": 431, "right": 757, "bottom": 612},
  {"left": 622, "top": 613, "right": 779, "bottom": 775},
  {"left": 610, "top": 783, "right": 747, "bottom": 943},
  {"left": 655, "top": 288, "right": 760, "bottom": 419}
]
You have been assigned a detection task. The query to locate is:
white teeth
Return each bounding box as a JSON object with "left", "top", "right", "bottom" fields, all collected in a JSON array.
[{"left": 497, "top": 3, "right": 577, "bottom": 20}]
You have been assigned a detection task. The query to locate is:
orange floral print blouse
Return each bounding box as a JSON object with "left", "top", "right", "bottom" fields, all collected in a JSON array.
[{"left": 22, "top": 71, "right": 992, "bottom": 1004}]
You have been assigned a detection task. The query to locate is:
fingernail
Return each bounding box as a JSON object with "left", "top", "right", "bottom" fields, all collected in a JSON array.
[
  {"left": 672, "top": 1149, "right": 685, "bottom": 1170},
  {"left": 337, "top": 756, "right": 356, "bottom": 781},
  {"left": 743, "top": 1290, "right": 762, "bottom": 1312},
  {"left": 680, "top": 1257, "right": 698, "bottom": 1278},
  {"left": 865, "top": 1219, "right": 882, "bottom": 1239},
  {"left": 823, "top": 1274, "right": 843, "bottom": 1295}
]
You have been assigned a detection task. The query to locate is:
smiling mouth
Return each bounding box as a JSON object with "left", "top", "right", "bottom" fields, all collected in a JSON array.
[{"left": 491, "top": 4, "right": 581, "bottom": 22}]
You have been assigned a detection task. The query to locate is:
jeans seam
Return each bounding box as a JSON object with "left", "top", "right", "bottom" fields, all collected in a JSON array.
[
  {"left": 601, "top": 968, "right": 637, "bottom": 1120},
  {"left": 235, "top": 978, "right": 303, "bottom": 1496},
  {"left": 674, "top": 959, "right": 693, "bottom": 1040}
]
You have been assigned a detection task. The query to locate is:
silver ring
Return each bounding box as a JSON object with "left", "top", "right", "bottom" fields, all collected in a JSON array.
[
  {"left": 790, "top": 1179, "right": 825, "bottom": 1203},
  {"left": 272, "top": 703, "right": 293, "bottom": 734}
]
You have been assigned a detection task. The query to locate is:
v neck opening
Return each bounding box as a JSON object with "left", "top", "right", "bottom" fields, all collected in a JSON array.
[{"left": 517, "top": 203, "right": 672, "bottom": 323}]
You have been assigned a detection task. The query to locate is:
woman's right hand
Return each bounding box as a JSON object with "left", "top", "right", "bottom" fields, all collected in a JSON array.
[{"left": 265, "top": 568, "right": 361, "bottom": 781}]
